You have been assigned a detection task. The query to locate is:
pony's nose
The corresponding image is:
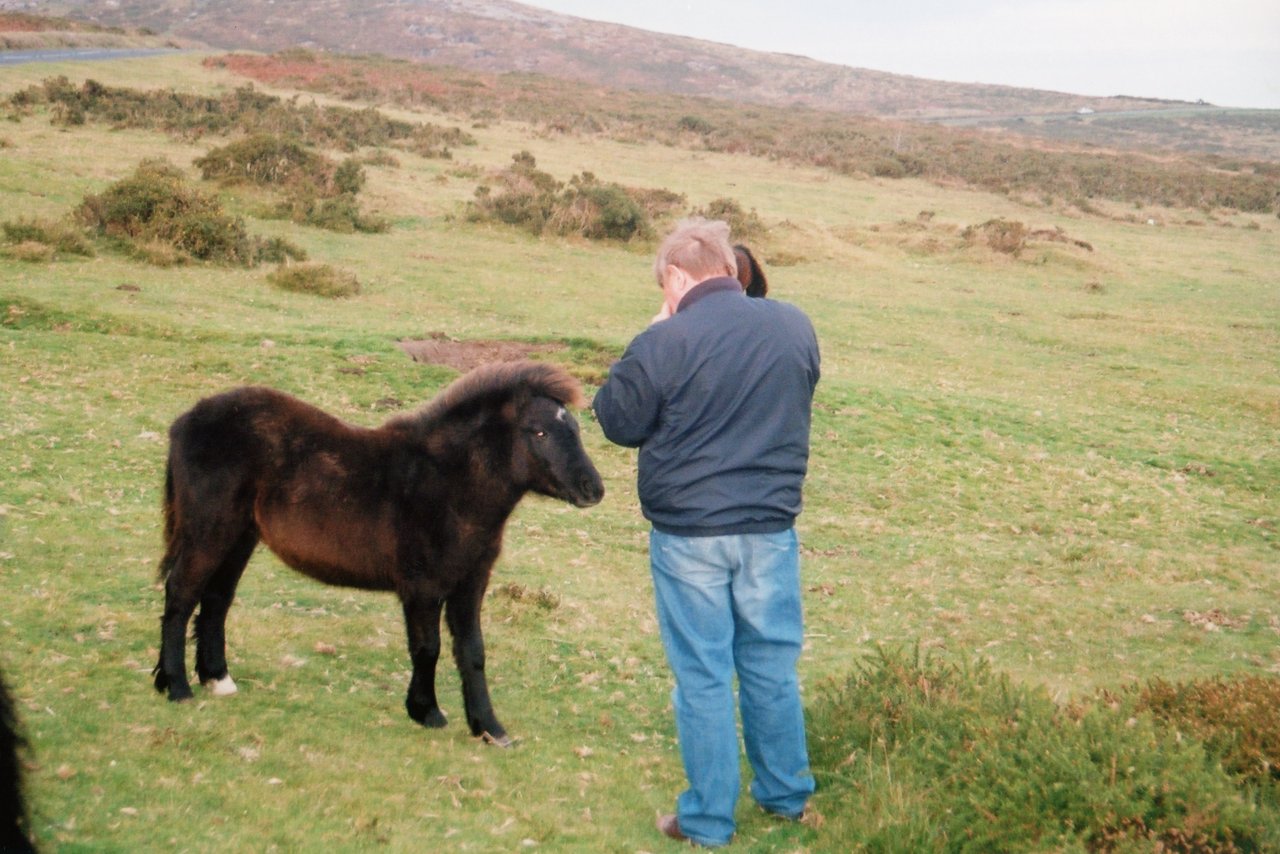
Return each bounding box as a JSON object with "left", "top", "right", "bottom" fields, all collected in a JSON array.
[{"left": 577, "top": 474, "right": 605, "bottom": 507}]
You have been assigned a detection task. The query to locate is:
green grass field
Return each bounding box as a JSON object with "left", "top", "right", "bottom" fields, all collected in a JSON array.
[{"left": 1, "top": 53, "right": 1277, "bottom": 851}]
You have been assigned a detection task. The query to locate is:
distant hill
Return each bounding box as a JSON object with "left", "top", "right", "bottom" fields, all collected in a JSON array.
[
  {"left": 12, "top": 0, "right": 1198, "bottom": 119},
  {"left": 7, "top": 0, "right": 1279, "bottom": 162}
]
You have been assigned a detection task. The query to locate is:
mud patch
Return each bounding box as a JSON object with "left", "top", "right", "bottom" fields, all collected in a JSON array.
[{"left": 398, "top": 333, "right": 565, "bottom": 372}]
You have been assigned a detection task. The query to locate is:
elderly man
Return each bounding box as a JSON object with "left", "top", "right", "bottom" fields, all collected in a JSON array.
[{"left": 593, "top": 218, "right": 820, "bottom": 847}]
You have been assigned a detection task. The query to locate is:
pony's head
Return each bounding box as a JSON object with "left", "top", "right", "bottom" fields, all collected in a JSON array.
[
  {"left": 511, "top": 391, "right": 604, "bottom": 507},
  {"left": 397, "top": 360, "right": 604, "bottom": 508}
]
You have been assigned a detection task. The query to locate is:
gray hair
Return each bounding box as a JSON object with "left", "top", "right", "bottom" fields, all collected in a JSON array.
[{"left": 653, "top": 218, "right": 737, "bottom": 286}]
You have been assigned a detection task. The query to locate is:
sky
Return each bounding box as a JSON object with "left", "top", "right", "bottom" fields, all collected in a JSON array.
[{"left": 520, "top": 0, "right": 1280, "bottom": 110}]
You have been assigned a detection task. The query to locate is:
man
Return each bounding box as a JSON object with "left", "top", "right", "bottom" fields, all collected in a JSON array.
[{"left": 593, "top": 219, "right": 819, "bottom": 847}]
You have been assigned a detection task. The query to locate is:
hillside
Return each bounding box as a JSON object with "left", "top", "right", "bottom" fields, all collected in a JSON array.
[
  {"left": 12, "top": 0, "right": 1220, "bottom": 119},
  {"left": 15, "top": 0, "right": 1280, "bottom": 163}
]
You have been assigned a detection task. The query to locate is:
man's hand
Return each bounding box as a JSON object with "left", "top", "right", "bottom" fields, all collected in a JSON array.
[{"left": 650, "top": 299, "right": 674, "bottom": 325}]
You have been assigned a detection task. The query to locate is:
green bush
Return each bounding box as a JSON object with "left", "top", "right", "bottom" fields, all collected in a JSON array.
[
  {"left": 277, "top": 190, "right": 390, "bottom": 234},
  {"left": 693, "top": 196, "right": 766, "bottom": 241},
  {"left": 266, "top": 262, "right": 360, "bottom": 298},
  {"left": 254, "top": 237, "right": 308, "bottom": 265},
  {"left": 7, "top": 76, "right": 474, "bottom": 156},
  {"left": 468, "top": 153, "right": 654, "bottom": 242},
  {"left": 75, "top": 158, "right": 306, "bottom": 266},
  {"left": 550, "top": 173, "right": 652, "bottom": 241},
  {"left": 78, "top": 158, "right": 253, "bottom": 264},
  {"left": 1133, "top": 674, "right": 1280, "bottom": 794},
  {"left": 807, "top": 648, "right": 1278, "bottom": 852},
  {"left": 1, "top": 216, "right": 94, "bottom": 258},
  {"left": 195, "top": 135, "right": 386, "bottom": 234},
  {"left": 963, "top": 217, "right": 1029, "bottom": 255},
  {"left": 195, "top": 134, "right": 332, "bottom": 189}
]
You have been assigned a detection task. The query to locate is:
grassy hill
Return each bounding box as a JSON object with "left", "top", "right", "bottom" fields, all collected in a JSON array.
[
  {"left": 0, "top": 50, "right": 1277, "bottom": 851},
  {"left": 26, "top": 0, "right": 1280, "bottom": 163}
]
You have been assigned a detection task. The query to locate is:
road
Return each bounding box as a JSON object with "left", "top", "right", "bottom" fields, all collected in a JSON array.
[{"left": 0, "top": 48, "right": 185, "bottom": 66}]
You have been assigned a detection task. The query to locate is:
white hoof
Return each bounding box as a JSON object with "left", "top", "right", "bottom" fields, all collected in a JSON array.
[{"left": 204, "top": 675, "right": 239, "bottom": 697}]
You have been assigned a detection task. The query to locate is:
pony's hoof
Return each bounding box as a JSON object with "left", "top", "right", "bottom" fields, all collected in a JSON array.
[
  {"left": 480, "top": 731, "right": 515, "bottom": 748},
  {"left": 407, "top": 700, "right": 447, "bottom": 728},
  {"left": 203, "top": 675, "right": 238, "bottom": 697}
]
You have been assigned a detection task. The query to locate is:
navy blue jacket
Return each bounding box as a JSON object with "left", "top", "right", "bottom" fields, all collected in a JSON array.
[{"left": 593, "top": 277, "right": 820, "bottom": 536}]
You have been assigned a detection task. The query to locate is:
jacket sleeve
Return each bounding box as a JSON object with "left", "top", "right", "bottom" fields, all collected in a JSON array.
[{"left": 592, "top": 344, "right": 662, "bottom": 449}]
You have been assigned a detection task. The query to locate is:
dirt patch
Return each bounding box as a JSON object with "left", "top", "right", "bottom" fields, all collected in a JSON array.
[{"left": 398, "top": 333, "right": 565, "bottom": 372}]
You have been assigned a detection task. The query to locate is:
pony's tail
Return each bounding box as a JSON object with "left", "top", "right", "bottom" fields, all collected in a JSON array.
[{"left": 157, "top": 458, "right": 179, "bottom": 583}]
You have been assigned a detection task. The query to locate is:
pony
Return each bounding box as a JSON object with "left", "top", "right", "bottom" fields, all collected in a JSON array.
[
  {"left": 152, "top": 360, "right": 604, "bottom": 747},
  {"left": 1, "top": 664, "right": 34, "bottom": 853},
  {"left": 733, "top": 244, "right": 768, "bottom": 298}
]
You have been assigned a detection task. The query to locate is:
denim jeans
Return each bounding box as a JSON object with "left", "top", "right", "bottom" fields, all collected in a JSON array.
[{"left": 649, "top": 527, "right": 815, "bottom": 847}]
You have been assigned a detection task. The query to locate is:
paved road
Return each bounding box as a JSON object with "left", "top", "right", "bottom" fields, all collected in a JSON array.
[{"left": 0, "top": 48, "right": 184, "bottom": 66}]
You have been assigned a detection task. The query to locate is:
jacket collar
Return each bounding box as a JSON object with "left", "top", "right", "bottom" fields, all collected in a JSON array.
[{"left": 677, "top": 276, "right": 743, "bottom": 313}]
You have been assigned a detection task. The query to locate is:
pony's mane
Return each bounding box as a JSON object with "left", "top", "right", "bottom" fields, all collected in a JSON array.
[{"left": 389, "top": 360, "right": 585, "bottom": 430}]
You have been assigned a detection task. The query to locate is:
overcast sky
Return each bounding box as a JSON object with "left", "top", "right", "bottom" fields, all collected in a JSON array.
[{"left": 521, "top": 0, "right": 1280, "bottom": 110}]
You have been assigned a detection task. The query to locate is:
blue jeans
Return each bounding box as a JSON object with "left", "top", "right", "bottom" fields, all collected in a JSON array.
[{"left": 649, "top": 528, "right": 815, "bottom": 847}]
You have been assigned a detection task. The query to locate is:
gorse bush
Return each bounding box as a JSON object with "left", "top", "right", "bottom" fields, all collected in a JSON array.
[
  {"left": 692, "top": 197, "right": 767, "bottom": 242},
  {"left": 549, "top": 173, "right": 652, "bottom": 241},
  {"left": 962, "top": 217, "right": 1029, "bottom": 255},
  {"left": 5, "top": 76, "right": 473, "bottom": 157},
  {"left": 1, "top": 217, "right": 94, "bottom": 259},
  {"left": 807, "top": 648, "right": 1279, "bottom": 852},
  {"left": 195, "top": 134, "right": 331, "bottom": 189},
  {"left": 1133, "top": 674, "right": 1280, "bottom": 795},
  {"left": 469, "top": 152, "right": 655, "bottom": 242},
  {"left": 196, "top": 134, "right": 388, "bottom": 233},
  {"left": 76, "top": 159, "right": 306, "bottom": 266}
]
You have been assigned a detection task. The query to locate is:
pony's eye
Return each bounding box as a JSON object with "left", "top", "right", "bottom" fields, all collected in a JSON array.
[{"left": 534, "top": 430, "right": 547, "bottom": 438}]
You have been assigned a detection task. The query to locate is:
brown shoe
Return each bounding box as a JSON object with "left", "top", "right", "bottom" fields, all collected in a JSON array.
[{"left": 656, "top": 813, "right": 690, "bottom": 844}]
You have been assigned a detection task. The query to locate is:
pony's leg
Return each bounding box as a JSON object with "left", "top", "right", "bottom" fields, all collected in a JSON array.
[
  {"left": 194, "top": 530, "right": 258, "bottom": 696},
  {"left": 154, "top": 560, "right": 205, "bottom": 702},
  {"left": 401, "top": 591, "right": 447, "bottom": 728},
  {"left": 445, "top": 582, "right": 508, "bottom": 745}
]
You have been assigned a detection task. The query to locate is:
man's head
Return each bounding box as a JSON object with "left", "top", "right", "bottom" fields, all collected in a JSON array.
[{"left": 654, "top": 219, "right": 737, "bottom": 309}]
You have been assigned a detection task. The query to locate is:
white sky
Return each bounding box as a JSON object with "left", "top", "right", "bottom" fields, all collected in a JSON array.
[{"left": 520, "top": 0, "right": 1280, "bottom": 110}]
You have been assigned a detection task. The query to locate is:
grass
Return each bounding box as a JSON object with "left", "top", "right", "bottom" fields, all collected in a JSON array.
[{"left": 1, "top": 52, "right": 1278, "bottom": 851}]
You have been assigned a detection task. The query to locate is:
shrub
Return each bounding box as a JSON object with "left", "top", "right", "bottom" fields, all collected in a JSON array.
[
  {"left": 278, "top": 190, "right": 390, "bottom": 234},
  {"left": 254, "top": 237, "right": 308, "bottom": 265},
  {"left": 627, "top": 186, "right": 687, "bottom": 221},
  {"left": 468, "top": 153, "right": 654, "bottom": 242},
  {"left": 1133, "top": 674, "right": 1280, "bottom": 793},
  {"left": 807, "top": 647, "right": 1277, "bottom": 852},
  {"left": 963, "top": 217, "right": 1029, "bottom": 254},
  {"left": 7, "top": 76, "right": 474, "bottom": 157},
  {"left": 1, "top": 216, "right": 94, "bottom": 258},
  {"left": 78, "top": 158, "right": 254, "bottom": 264},
  {"left": 76, "top": 159, "right": 307, "bottom": 266},
  {"left": 195, "top": 134, "right": 332, "bottom": 190},
  {"left": 677, "top": 114, "right": 713, "bottom": 134},
  {"left": 3, "top": 240, "right": 54, "bottom": 263},
  {"left": 266, "top": 262, "right": 360, "bottom": 298},
  {"left": 549, "top": 173, "right": 652, "bottom": 241},
  {"left": 692, "top": 196, "right": 766, "bottom": 241}
]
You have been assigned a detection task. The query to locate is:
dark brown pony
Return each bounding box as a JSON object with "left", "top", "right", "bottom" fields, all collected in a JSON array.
[
  {"left": 1, "top": 664, "right": 34, "bottom": 853},
  {"left": 733, "top": 244, "right": 768, "bottom": 298},
  {"left": 153, "top": 360, "right": 604, "bottom": 747}
]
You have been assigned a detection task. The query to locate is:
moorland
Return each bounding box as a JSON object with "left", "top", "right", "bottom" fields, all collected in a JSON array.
[{"left": 1, "top": 16, "right": 1278, "bottom": 852}]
